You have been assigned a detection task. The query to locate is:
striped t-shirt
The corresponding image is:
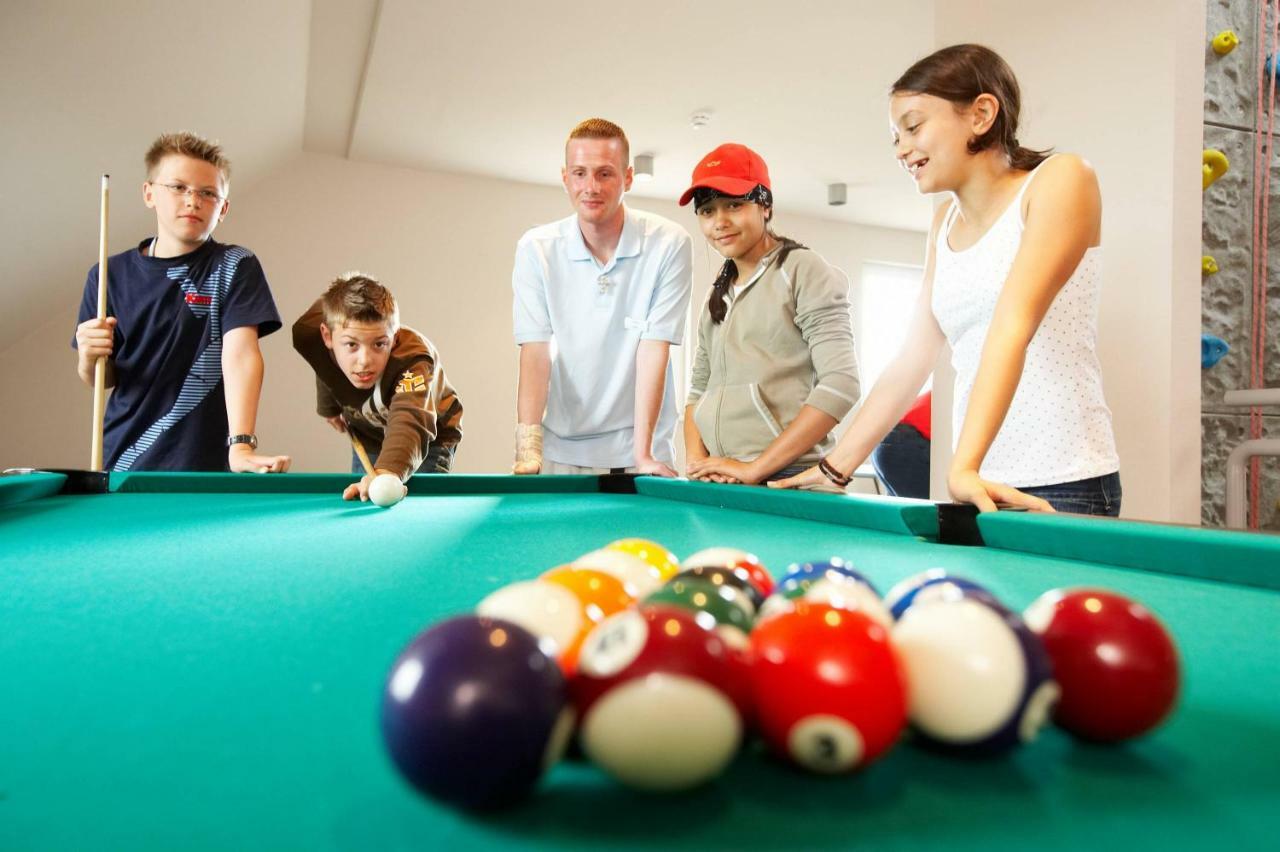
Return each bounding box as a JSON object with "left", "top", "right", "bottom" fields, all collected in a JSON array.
[{"left": 72, "top": 238, "right": 282, "bottom": 471}]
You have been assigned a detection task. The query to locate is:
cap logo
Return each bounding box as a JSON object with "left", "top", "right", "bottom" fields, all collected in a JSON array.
[{"left": 704, "top": 159, "right": 720, "bottom": 167}]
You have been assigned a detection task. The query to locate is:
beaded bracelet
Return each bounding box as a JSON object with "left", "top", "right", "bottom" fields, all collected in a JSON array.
[{"left": 818, "top": 457, "right": 852, "bottom": 488}]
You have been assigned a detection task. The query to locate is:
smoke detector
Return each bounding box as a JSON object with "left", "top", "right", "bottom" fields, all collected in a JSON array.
[{"left": 690, "top": 109, "right": 714, "bottom": 130}]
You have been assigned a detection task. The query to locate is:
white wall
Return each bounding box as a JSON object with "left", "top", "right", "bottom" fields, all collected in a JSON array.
[
  {"left": 0, "top": 0, "right": 310, "bottom": 346},
  {"left": 932, "top": 0, "right": 1207, "bottom": 522},
  {"left": 0, "top": 153, "right": 924, "bottom": 475}
]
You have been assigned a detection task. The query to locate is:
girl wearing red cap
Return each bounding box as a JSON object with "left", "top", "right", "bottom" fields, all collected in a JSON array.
[
  {"left": 680, "top": 143, "right": 861, "bottom": 487},
  {"left": 775, "top": 45, "right": 1120, "bottom": 515}
]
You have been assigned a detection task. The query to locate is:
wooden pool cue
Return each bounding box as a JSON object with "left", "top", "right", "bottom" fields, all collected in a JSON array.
[
  {"left": 349, "top": 430, "right": 376, "bottom": 477},
  {"left": 90, "top": 174, "right": 109, "bottom": 472}
]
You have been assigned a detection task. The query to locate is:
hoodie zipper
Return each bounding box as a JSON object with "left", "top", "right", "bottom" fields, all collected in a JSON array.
[{"left": 712, "top": 254, "right": 776, "bottom": 455}]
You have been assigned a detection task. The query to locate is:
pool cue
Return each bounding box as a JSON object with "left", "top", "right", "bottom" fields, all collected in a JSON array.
[
  {"left": 349, "top": 430, "right": 376, "bottom": 477},
  {"left": 90, "top": 174, "right": 109, "bottom": 472}
]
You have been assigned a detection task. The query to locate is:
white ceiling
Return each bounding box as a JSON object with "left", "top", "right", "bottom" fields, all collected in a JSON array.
[
  {"left": 0, "top": 0, "right": 933, "bottom": 345},
  {"left": 324, "top": 0, "right": 934, "bottom": 231}
]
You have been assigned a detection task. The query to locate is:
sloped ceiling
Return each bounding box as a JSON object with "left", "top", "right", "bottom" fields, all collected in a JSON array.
[{"left": 314, "top": 0, "right": 934, "bottom": 231}]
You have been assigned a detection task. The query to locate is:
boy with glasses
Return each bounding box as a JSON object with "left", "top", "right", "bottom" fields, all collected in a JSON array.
[{"left": 72, "top": 131, "right": 290, "bottom": 473}]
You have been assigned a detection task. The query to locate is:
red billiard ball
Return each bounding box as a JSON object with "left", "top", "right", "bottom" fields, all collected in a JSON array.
[
  {"left": 1024, "top": 588, "right": 1180, "bottom": 742},
  {"left": 750, "top": 601, "right": 908, "bottom": 773},
  {"left": 571, "top": 605, "right": 750, "bottom": 791}
]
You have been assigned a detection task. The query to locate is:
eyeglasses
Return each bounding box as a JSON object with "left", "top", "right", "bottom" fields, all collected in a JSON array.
[{"left": 151, "top": 182, "right": 224, "bottom": 205}]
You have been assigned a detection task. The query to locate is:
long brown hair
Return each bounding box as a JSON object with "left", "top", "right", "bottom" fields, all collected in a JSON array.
[{"left": 891, "top": 44, "right": 1051, "bottom": 171}]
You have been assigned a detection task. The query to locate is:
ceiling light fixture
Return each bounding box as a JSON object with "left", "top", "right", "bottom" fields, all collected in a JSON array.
[
  {"left": 634, "top": 154, "right": 655, "bottom": 181},
  {"left": 827, "top": 183, "right": 848, "bottom": 206}
]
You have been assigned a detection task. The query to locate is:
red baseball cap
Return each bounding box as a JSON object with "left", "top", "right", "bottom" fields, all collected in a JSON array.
[{"left": 678, "top": 143, "right": 772, "bottom": 206}]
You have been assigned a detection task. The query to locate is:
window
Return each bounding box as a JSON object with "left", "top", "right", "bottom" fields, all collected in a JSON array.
[{"left": 858, "top": 262, "right": 926, "bottom": 392}]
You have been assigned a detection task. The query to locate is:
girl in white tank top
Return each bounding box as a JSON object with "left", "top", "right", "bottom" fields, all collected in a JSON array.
[{"left": 772, "top": 44, "right": 1120, "bottom": 515}]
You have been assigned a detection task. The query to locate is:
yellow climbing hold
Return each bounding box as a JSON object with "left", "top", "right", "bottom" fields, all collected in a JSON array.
[
  {"left": 1204, "top": 149, "right": 1230, "bottom": 189},
  {"left": 1202, "top": 255, "right": 1219, "bottom": 275},
  {"left": 1213, "top": 30, "right": 1240, "bottom": 55}
]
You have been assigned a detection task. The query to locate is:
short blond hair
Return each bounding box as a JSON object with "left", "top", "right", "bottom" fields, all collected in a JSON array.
[
  {"left": 145, "top": 131, "right": 231, "bottom": 188},
  {"left": 565, "top": 118, "right": 630, "bottom": 167},
  {"left": 321, "top": 272, "right": 399, "bottom": 331}
]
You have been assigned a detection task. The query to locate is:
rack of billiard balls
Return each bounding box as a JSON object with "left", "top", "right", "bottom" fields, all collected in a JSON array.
[{"left": 379, "top": 541, "right": 1181, "bottom": 810}]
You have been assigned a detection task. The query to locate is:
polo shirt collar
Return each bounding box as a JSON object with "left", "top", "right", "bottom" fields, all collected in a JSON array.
[
  {"left": 615, "top": 207, "right": 642, "bottom": 260},
  {"left": 568, "top": 206, "right": 642, "bottom": 269}
]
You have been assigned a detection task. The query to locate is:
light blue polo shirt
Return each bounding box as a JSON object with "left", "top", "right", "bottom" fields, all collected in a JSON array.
[{"left": 512, "top": 206, "right": 693, "bottom": 468}]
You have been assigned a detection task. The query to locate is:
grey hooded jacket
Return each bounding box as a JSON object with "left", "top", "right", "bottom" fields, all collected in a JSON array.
[{"left": 687, "top": 246, "right": 860, "bottom": 463}]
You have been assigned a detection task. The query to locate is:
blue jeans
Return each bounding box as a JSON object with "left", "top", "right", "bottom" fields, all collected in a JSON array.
[
  {"left": 871, "top": 423, "right": 931, "bottom": 499},
  {"left": 1017, "top": 471, "right": 1122, "bottom": 517},
  {"left": 351, "top": 444, "right": 454, "bottom": 475},
  {"left": 765, "top": 463, "right": 810, "bottom": 482}
]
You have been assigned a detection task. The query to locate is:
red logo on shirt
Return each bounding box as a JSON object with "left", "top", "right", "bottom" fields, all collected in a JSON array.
[{"left": 185, "top": 293, "right": 212, "bottom": 306}]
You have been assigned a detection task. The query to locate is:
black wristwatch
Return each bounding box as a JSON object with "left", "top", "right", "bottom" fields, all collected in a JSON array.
[{"left": 227, "top": 434, "right": 258, "bottom": 450}]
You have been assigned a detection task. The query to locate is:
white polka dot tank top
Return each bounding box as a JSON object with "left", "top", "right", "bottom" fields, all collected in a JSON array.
[{"left": 931, "top": 157, "right": 1119, "bottom": 488}]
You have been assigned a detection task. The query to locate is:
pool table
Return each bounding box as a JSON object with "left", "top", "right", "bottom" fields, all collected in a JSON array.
[{"left": 2, "top": 471, "right": 1278, "bottom": 851}]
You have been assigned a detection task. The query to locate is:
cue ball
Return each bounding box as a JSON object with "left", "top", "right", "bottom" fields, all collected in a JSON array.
[{"left": 368, "top": 473, "right": 405, "bottom": 507}]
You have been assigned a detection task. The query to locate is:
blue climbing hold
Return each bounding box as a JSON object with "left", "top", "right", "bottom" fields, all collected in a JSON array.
[{"left": 1202, "top": 334, "right": 1230, "bottom": 369}]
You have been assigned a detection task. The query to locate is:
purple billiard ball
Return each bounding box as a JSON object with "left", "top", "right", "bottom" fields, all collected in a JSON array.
[{"left": 380, "top": 615, "right": 574, "bottom": 809}]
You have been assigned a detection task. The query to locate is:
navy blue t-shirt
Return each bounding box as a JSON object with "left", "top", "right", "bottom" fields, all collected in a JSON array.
[{"left": 73, "top": 238, "right": 282, "bottom": 471}]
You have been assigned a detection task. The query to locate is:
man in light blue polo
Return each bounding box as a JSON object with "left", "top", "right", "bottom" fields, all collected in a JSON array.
[{"left": 512, "top": 117, "right": 693, "bottom": 476}]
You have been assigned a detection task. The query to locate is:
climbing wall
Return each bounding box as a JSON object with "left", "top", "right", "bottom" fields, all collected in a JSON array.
[{"left": 1202, "top": 0, "right": 1280, "bottom": 529}]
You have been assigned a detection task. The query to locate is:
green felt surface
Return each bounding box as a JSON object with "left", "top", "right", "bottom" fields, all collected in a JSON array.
[
  {"left": 0, "top": 471, "right": 66, "bottom": 507},
  {"left": 2, "top": 475, "right": 1278, "bottom": 851},
  {"left": 978, "top": 510, "right": 1280, "bottom": 592}
]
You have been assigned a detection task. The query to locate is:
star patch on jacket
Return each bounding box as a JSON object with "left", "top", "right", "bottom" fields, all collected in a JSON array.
[{"left": 396, "top": 370, "right": 425, "bottom": 394}]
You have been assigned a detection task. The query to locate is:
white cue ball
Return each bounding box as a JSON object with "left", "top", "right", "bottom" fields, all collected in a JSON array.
[{"left": 368, "top": 473, "right": 405, "bottom": 507}]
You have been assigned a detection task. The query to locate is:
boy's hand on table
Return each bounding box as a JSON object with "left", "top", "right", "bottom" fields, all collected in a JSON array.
[
  {"left": 343, "top": 469, "right": 405, "bottom": 502},
  {"left": 229, "top": 443, "right": 292, "bottom": 474}
]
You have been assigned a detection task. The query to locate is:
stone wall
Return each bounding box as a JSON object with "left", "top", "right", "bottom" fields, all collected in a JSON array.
[{"left": 1202, "top": 0, "right": 1280, "bottom": 528}]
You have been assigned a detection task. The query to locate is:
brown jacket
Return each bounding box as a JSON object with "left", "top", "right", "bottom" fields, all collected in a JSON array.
[{"left": 292, "top": 300, "right": 463, "bottom": 479}]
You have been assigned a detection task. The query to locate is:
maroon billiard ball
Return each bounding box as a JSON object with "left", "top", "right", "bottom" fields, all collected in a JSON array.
[
  {"left": 1024, "top": 588, "right": 1180, "bottom": 742},
  {"left": 570, "top": 605, "right": 750, "bottom": 791}
]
